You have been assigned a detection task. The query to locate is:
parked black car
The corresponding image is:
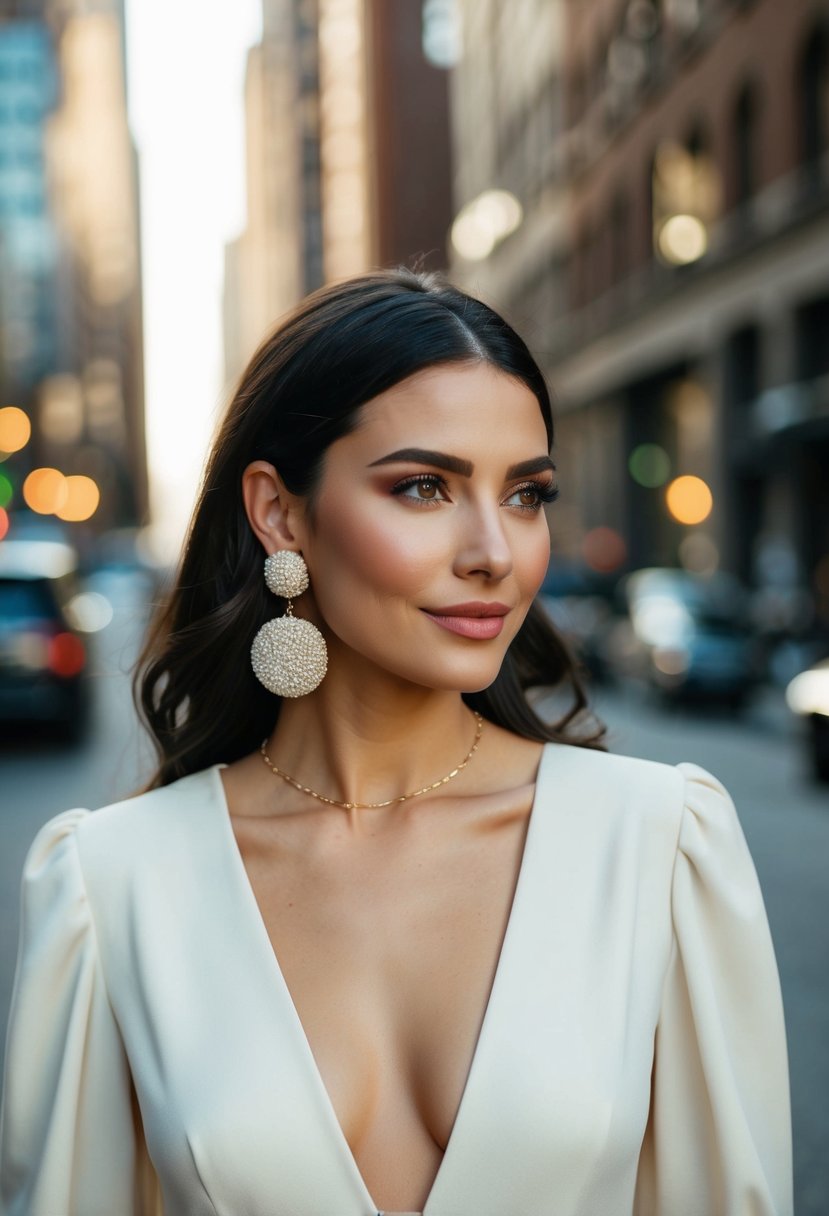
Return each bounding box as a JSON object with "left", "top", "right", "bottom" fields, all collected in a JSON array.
[
  {"left": 0, "top": 539, "right": 91, "bottom": 740},
  {"left": 537, "top": 561, "right": 620, "bottom": 681},
  {"left": 786, "top": 658, "right": 829, "bottom": 782},
  {"left": 605, "top": 567, "right": 764, "bottom": 707}
]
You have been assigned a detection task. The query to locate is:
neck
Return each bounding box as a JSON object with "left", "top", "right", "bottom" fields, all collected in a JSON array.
[{"left": 263, "top": 669, "right": 481, "bottom": 818}]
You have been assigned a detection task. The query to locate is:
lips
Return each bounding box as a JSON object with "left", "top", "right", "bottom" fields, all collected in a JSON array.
[
  {"left": 421, "top": 602, "right": 510, "bottom": 640},
  {"left": 423, "top": 602, "right": 510, "bottom": 618}
]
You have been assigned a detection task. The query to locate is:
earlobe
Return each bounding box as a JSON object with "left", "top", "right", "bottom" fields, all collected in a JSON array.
[{"left": 241, "top": 460, "right": 301, "bottom": 554}]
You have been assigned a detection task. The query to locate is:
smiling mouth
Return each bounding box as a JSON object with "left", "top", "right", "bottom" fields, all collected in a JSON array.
[{"left": 420, "top": 606, "right": 509, "bottom": 639}]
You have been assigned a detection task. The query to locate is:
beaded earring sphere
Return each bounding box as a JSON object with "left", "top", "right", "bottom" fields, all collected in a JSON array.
[{"left": 251, "top": 552, "right": 328, "bottom": 697}]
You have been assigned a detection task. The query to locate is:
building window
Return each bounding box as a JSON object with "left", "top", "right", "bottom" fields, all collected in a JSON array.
[
  {"left": 733, "top": 82, "right": 760, "bottom": 207},
  {"left": 796, "top": 295, "right": 829, "bottom": 380},
  {"left": 644, "top": 149, "right": 656, "bottom": 262},
  {"left": 799, "top": 24, "right": 829, "bottom": 169},
  {"left": 651, "top": 122, "right": 720, "bottom": 266},
  {"left": 611, "top": 190, "right": 630, "bottom": 282},
  {"left": 725, "top": 325, "right": 760, "bottom": 409}
]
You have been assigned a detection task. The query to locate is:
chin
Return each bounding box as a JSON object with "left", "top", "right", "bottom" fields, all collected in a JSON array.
[{"left": 408, "top": 653, "right": 509, "bottom": 695}]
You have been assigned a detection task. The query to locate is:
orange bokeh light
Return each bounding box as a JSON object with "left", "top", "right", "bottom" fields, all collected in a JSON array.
[
  {"left": 0, "top": 406, "right": 31, "bottom": 454},
  {"left": 0, "top": 506, "right": 9, "bottom": 540},
  {"left": 23, "top": 468, "right": 68, "bottom": 515},
  {"left": 665, "top": 475, "right": 713, "bottom": 525},
  {"left": 56, "top": 475, "right": 101, "bottom": 522}
]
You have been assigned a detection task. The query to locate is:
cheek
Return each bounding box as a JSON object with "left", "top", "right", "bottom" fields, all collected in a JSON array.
[
  {"left": 522, "top": 530, "right": 552, "bottom": 596},
  {"left": 311, "top": 496, "right": 440, "bottom": 599}
]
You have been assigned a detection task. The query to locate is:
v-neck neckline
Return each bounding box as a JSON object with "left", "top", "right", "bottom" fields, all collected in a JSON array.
[{"left": 208, "top": 742, "right": 552, "bottom": 1216}]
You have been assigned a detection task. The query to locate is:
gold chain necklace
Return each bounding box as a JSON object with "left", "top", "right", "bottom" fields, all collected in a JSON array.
[{"left": 259, "top": 712, "right": 484, "bottom": 810}]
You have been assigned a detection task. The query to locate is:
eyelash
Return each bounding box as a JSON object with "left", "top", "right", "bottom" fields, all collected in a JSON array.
[{"left": 390, "top": 474, "right": 560, "bottom": 513}]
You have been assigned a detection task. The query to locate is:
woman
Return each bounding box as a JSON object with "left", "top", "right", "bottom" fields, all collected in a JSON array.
[{"left": 0, "top": 268, "right": 792, "bottom": 1215}]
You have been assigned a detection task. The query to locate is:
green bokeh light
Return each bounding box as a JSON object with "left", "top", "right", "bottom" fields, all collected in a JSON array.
[
  {"left": 628, "top": 443, "right": 671, "bottom": 488},
  {"left": 0, "top": 472, "right": 13, "bottom": 509}
]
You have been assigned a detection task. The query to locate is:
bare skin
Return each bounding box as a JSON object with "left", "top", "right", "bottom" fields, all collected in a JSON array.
[
  {"left": 221, "top": 726, "right": 543, "bottom": 1211},
  {"left": 222, "top": 362, "right": 554, "bottom": 1211}
]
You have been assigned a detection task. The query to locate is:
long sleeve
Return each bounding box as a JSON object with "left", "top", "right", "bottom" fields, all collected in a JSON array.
[
  {"left": 634, "top": 764, "right": 793, "bottom": 1215},
  {"left": 0, "top": 810, "right": 145, "bottom": 1216}
]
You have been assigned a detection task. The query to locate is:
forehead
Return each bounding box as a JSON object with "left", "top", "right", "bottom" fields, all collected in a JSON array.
[{"left": 346, "top": 362, "right": 548, "bottom": 453}]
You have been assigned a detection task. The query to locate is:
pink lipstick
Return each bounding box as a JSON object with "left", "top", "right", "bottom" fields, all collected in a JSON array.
[{"left": 421, "top": 602, "right": 510, "bottom": 640}]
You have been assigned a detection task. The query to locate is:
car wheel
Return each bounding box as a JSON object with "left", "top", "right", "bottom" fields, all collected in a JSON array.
[{"left": 809, "top": 714, "right": 829, "bottom": 783}]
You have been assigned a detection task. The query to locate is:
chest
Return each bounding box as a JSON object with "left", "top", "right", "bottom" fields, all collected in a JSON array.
[
  {"left": 110, "top": 753, "right": 681, "bottom": 1216},
  {"left": 233, "top": 797, "right": 533, "bottom": 1162}
]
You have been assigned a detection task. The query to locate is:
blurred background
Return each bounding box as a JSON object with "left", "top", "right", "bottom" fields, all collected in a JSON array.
[{"left": 0, "top": 0, "right": 827, "bottom": 1209}]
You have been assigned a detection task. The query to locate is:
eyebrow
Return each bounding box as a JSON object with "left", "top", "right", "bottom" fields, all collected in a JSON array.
[{"left": 368, "top": 448, "right": 556, "bottom": 480}]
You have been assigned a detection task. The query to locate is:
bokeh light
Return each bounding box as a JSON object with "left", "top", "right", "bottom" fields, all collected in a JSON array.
[
  {"left": 657, "top": 214, "right": 708, "bottom": 265},
  {"left": 786, "top": 666, "right": 829, "bottom": 717},
  {"left": 665, "top": 475, "right": 713, "bottom": 525},
  {"left": 678, "top": 531, "right": 720, "bottom": 575},
  {"left": 0, "top": 472, "right": 13, "bottom": 509},
  {"left": 23, "top": 468, "right": 69, "bottom": 515},
  {"left": 55, "top": 475, "right": 101, "bottom": 522},
  {"left": 451, "top": 189, "right": 523, "bottom": 260},
  {"left": 628, "top": 443, "right": 671, "bottom": 488},
  {"left": 582, "top": 526, "right": 627, "bottom": 572},
  {"left": 0, "top": 507, "right": 9, "bottom": 541},
  {"left": 66, "top": 591, "right": 114, "bottom": 632},
  {"left": 0, "top": 406, "right": 31, "bottom": 454},
  {"left": 48, "top": 632, "right": 86, "bottom": 678}
]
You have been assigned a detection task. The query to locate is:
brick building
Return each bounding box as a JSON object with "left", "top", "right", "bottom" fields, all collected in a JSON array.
[
  {"left": 450, "top": 0, "right": 829, "bottom": 633},
  {"left": 223, "top": 0, "right": 453, "bottom": 388}
]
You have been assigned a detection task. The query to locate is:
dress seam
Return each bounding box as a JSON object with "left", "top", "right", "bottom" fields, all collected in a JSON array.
[
  {"left": 67, "top": 824, "right": 121, "bottom": 1023},
  {"left": 654, "top": 766, "right": 687, "bottom": 1018}
]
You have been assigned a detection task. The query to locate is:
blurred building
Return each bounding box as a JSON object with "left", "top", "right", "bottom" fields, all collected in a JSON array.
[
  {"left": 223, "top": 0, "right": 454, "bottom": 388},
  {"left": 0, "top": 0, "right": 147, "bottom": 538},
  {"left": 450, "top": 0, "right": 829, "bottom": 633},
  {"left": 0, "top": 20, "right": 59, "bottom": 395},
  {"left": 448, "top": 0, "right": 568, "bottom": 333},
  {"left": 224, "top": 0, "right": 324, "bottom": 386}
]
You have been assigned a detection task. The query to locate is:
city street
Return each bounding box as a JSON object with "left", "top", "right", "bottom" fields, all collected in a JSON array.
[{"left": 1, "top": 577, "right": 827, "bottom": 1213}]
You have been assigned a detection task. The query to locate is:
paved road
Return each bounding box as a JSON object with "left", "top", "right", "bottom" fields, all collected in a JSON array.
[{"left": 1, "top": 579, "right": 826, "bottom": 1212}]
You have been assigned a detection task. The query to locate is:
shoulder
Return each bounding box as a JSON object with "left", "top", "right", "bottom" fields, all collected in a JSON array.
[
  {"left": 536, "top": 741, "right": 737, "bottom": 846},
  {"left": 33, "top": 764, "right": 228, "bottom": 893},
  {"left": 538, "top": 739, "right": 685, "bottom": 807},
  {"left": 23, "top": 765, "right": 233, "bottom": 982}
]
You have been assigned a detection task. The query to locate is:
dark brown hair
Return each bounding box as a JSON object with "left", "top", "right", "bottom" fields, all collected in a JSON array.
[{"left": 134, "top": 267, "right": 605, "bottom": 787}]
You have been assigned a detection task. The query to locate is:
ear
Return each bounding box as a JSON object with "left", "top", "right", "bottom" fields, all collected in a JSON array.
[{"left": 241, "top": 461, "right": 307, "bottom": 556}]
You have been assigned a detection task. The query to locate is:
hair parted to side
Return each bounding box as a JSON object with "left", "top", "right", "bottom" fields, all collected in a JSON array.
[{"left": 134, "top": 266, "right": 605, "bottom": 789}]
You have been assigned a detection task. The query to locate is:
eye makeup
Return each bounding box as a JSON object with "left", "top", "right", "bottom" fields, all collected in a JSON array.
[{"left": 389, "top": 473, "right": 559, "bottom": 513}]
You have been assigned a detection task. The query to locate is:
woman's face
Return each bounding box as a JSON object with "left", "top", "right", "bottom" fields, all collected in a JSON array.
[{"left": 295, "top": 361, "right": 555, "bottom": 694}]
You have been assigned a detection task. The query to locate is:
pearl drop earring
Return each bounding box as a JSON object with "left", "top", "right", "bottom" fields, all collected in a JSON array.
[{"left": 250, "top": 551, "right": 328, "bottom": 697}]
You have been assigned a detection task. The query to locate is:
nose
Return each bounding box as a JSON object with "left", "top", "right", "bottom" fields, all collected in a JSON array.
[{"left": 452, "top": 501, "right": 513, "bottom": 582}]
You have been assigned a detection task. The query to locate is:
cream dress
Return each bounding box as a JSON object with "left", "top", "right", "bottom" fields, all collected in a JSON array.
[{"left": 0, "top": 743, "right": 792, "bottom": 1216}]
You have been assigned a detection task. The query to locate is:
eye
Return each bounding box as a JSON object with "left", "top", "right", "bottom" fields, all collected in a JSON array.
[
  {"left": 391, "top": 474, "right": 449, "bottom": 504},
  {"left": 507, "top": 486, "right": 543, "bottom": 509},
  {"left": 504, "top": 481, "right": 559, "bottom": 512}
]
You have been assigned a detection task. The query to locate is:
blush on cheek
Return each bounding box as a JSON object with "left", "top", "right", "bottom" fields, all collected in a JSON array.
[
  {"left": 520, "top": 535, "right": 553, "bottom": 601},
  {"left": 320, "top": 504, "right": 443, "bottom": 596}
]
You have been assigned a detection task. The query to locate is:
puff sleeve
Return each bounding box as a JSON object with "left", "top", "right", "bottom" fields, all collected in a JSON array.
[
  {"left": 634, "top": 765, "right": 793, "bottom": 1215},
  {"left": 0, "top": 811, "right": 144, "bottom": 1216}
]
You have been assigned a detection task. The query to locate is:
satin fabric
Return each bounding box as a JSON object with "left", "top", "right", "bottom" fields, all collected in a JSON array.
[{"left": 0, "top": 743, "right": 792, "bottom": 1215}]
